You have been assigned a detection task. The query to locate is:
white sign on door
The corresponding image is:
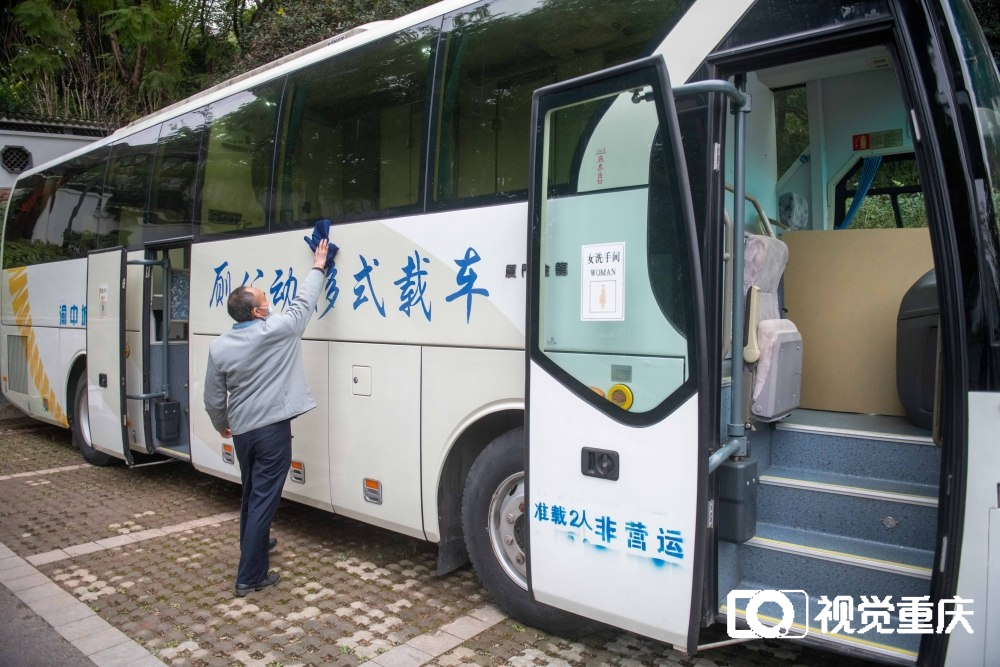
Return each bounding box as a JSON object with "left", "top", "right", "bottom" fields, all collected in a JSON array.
[{"left": 581, "top": 242, "right": 625, "bottom": 321}]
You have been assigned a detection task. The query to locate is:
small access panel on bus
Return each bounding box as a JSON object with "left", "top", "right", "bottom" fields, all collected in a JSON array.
[
  {"left": 526, "top": 56, "right": 707, "bottom": 651},
  {"left": 86, "top": 247, "right": 130, "bottom": 464}
]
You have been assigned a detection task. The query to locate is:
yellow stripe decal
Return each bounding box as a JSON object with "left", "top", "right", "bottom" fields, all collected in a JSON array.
[{"left": 8, "top": 267, "right": 68, "bottom": 426}]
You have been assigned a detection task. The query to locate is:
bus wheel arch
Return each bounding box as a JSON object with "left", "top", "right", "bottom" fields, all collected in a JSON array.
[
  {"left": 69, "top": 368, "right": 115, "bottom": 466},
  {"left": 436, "top": 409, "right": 522, "bottom": 575},
  {"left": 461, "top": 426, "right": 601, "bottom": 636}
]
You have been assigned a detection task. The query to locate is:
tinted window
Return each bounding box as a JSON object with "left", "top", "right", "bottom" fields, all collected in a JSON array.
[
  {"left": 102, "top": 125, "right": 159, "bottom": 248},
  {"left": 434, "top": 0, "right": 693, "bottom": 206},
  {"left": 3, "top": 174, "right": 57, "bottom": 268},
  {"left": 276, "top": 23, "right": 436, "bottom": 228},
  {"left": 200, "top": 81, "right": 283, "bottom": 238},
  {"left": 2, "top": 149, "right": 111, "bottom": 268},
  {"left": 717, "top": 0, "right": 891, "bottom": 52},
  {"left": 150, "top": 109, "right": 207, "bottom": 239}
]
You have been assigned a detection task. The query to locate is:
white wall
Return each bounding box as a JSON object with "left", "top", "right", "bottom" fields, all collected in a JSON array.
[{"left": 0, "top": 131, "right": 100, "bottom": 189}]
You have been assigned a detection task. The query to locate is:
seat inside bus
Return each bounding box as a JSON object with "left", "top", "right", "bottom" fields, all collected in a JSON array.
[{"left": 731, "top": 44, "right": 936, "bottom": 428}]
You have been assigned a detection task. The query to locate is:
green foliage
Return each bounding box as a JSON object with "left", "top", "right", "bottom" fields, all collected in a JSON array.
[
  {"left": 2, "top": 239, "right": 71, "bottom": 269},
  {"left": 0, "top": 76, "right": 30, "bottom": 114},
  {"left": 101, "top": 4, "right": 160, "bottom": 44}
]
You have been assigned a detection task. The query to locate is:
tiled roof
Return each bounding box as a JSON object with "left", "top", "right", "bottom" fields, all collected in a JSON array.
[{"left": 0, "top": 114, "right": 110, "bottom": 137}]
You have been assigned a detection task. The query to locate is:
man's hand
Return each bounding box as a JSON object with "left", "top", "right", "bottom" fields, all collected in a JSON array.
[
  {"left": 313, "top": 239, "right": 329, "bottom": 270},
  {"left": 220, "top": 427, "right": 232, "bottom": 439}
]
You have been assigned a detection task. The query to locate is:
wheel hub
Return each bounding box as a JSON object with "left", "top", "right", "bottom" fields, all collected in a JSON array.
[{"left": 488, "top": 472, "right": 528, "bottom": 590}]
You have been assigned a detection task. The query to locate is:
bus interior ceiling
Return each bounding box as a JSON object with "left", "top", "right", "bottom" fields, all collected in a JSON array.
[{"left": 716, "top": 44, "right": 941, "bottom": 658}]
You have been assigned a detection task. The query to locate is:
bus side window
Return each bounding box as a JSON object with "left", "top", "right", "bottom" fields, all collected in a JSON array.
[
  {"left": 199, "top": 81, "right": 282, "bottom": 238},
  {"left": 149, "top": 109, "right": 207, "bottom": 240},
  {"left": 102, "top": 125, "right": 160, "bottom": 249},
  {"left": 274, "top": 23, "right": 435, "bottom": 228},
  {"left": 2, "top": 148, "right": 110, "bottom": 268},
  {"left": 834, "top": 153, "right": 925, "bottom": 229},
  {"left": 2, "top": 173, "right": 56, "bottom": 269},
  {"left": 433, "top": 0, "right": 689, "bottom": 207}
]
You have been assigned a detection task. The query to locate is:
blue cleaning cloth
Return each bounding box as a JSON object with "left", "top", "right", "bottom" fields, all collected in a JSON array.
[{"left": 303, "top": 219, "right": 339, "bottom": 270}]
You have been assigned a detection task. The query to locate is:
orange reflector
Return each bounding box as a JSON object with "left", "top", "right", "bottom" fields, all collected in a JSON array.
[
  {"left": 221, "top": 443, "right": 235, "bottom": 465},
  {"left": 290, "top": 460, "right": 305, "bottom": 484},
  {"left": 363, "top": 478, "right": 383, "bottom": 505}
]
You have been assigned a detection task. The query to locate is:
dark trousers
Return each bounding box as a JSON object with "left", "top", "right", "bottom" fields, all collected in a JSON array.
[{"left": 233, "top": 419, "right": 292, "bottom": 586}]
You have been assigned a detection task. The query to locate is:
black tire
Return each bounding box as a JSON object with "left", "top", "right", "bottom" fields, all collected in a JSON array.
[
  {"left": 71, "top": 373, "right": 115, "bottom": 466},
  {"left": 461, "top": 427, "right": 601, "bottom": 637}
]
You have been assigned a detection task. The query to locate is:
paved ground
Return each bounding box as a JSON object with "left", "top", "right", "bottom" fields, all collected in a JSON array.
[{"left": 0, "top": 419, "right": 882, "bottom": 666}]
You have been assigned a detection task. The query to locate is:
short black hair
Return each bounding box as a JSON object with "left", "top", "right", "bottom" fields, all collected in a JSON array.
[{"left": 227, "top": 286, "right": 257, "bottom": 322}]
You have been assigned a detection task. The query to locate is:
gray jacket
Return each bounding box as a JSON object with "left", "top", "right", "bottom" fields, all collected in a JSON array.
[{"left": 203, "top": 267, "right": 325, "bottom": 435}]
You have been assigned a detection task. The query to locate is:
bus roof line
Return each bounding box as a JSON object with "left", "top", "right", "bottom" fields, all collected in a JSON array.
[{"left": 18, "top": 0, "right": 474, "bottom": 180}]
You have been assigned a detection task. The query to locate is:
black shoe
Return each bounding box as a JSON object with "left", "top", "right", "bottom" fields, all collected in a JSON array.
[
  {"left": 268, "top": 537, "right": 277, "bottom": 551},
  {"left": 234, "top": 572, "right": 280, "bottom": 597}
]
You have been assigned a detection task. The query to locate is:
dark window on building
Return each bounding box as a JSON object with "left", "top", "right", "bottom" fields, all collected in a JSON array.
[{"left": 275, "top": 23, "right": 437, "bottom": 228}]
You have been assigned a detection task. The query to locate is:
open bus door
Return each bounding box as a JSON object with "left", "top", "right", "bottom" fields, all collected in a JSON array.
[
  {"left": 86, "top": 247, "right": 131, "bottom": 465},
  {"left": 526, "top": 56, "right": 711, "bottom": 650}
]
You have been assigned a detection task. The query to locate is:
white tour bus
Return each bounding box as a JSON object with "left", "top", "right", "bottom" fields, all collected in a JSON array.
[{"left": 2, "top": 0, "right": 999, "bottom": 664}]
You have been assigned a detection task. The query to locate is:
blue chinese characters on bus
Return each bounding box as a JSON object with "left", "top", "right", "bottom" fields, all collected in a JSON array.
[
  {"left": 395, "top": 250, "right": 432, "bottom": 322},
  {"left": 445, "top": 247, "right": 490, "bottom": 323},
  {"left": 210, "top": 261, "right": 231, "bottom": 307},
  {"left": 534, "top": 500, "right": 684, "bottom": 564},
  {"left": 270, "top": 268, "right": 298, "bottom": 311},
  {"left": 353, "top": 255, "right": 386, "bottom": 317},
  {"left": 208, "top": 246, "right": 491, "bottom": 323},
  {"left": 58, "top": 304, "right": 86, "bottom": 326}
]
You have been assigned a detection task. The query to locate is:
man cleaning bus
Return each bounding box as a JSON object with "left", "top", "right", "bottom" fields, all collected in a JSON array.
[{"left": 204, "top": 238, "right": 331, "bottom": 596}]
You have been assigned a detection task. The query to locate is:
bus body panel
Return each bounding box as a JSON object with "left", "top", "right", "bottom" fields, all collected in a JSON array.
[
  {"left": 188, "top": 210, "right": 526, "bottom": 350},
  {"left": 1, "top": 260, "right": 88, "bottom": 426},
  {"left": 945, "top": 390, "right": 1000, "bottom": 664},
  {"left": 327, "top": 341, "right": 423, "bottom": 538},
  {"left": 420, "top": 344, "right": 524, "bottom": 542}
]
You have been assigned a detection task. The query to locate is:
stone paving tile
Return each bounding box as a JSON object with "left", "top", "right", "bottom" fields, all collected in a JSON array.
[
  {"left": 0, "top": 422, "right": 81, "bottom": 475},
  {"left": 1, "top": 420, "right": 883, "bottom": 667}
]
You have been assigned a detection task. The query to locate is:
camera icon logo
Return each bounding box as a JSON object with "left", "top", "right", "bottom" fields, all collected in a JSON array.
[{"left": 726, "top": 589, "right": 809, "bottom": 639}]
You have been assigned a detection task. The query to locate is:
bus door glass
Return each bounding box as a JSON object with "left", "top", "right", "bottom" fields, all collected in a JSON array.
[
  {"left": 86, "top": 247, "right": 130, "bottom": 463},
  {"left": 526, "top": 56, "right": 706, "bottom": 650}
]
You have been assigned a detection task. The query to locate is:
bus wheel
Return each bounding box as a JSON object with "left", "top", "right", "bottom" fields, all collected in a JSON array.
[
  {"left": 71, "top": 374, "right": 114, "bottom": 466},
  {"left": 462, "top": 427, "right": 599, "bottom": 637}
]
